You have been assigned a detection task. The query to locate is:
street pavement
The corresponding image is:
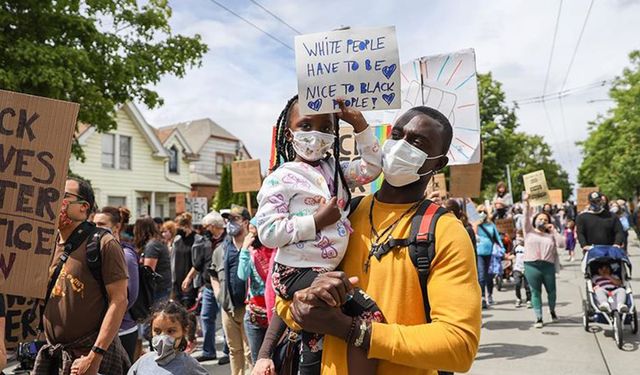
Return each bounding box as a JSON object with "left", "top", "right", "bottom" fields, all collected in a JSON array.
[
  {"left": 6, "top": 235, "right": 639, "bottom": 375},
  {"left": 470, "top": 231, "right": 640, "bottom": 375}
]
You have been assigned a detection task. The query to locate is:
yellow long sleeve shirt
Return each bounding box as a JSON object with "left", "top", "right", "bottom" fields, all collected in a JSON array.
[{"left": 278, "top": 194, "right": 481, "bottom": 374}]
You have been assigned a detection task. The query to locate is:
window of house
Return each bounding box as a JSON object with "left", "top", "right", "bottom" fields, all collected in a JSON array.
[
  {"left": 101, "top": 134, "right": 115, "bottom": 168},
  {"left": 107, "top": 196, "right": 127, "bottom": 207},
  {"left": 119, "top": 135, "right": 132, "bottom": 170},
  {"left": 169, "top": 146, "right": 179, "bottom": 174},
  {"left": 215, "top": 153, "right": 234, "bottom": 178}
]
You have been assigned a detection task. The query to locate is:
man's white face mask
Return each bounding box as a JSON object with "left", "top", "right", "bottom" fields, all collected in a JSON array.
[{"left": 382, "top": 139, "right": 443, "bottom": 187}]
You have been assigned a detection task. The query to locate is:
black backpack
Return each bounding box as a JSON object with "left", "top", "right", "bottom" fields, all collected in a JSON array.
[{"left": 350, "top": 196, "right": 453, "bottom": 375}]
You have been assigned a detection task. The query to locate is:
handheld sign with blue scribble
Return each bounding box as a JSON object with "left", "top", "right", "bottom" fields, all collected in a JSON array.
[{"left": 295, "top": 26, "right": 401, "bottom": 115}]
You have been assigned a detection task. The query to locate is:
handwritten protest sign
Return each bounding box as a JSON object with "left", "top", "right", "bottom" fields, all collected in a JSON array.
[
  {"left": 3, "top": 294, "right": 41, "bottom": 350},
  {"left": 549, "top": 189, "right": 563, "bottom": 206},
  {"left": 577, "top": 187, "right": 599, "bottom": 212},
  {"left": 0, "top": 90, "right": 78, "bottom": 299},
  {"left": 426, "top": 173, "right": 447, "bottom": 198},
  {"left": 495, "top": 218, "right": 516, "bottom": 238},
  {"left": 186, "top": 197, "right": 208, "bottom": 225},
  {"left": 232, "top": 159, "right": 262, "bottom": 193},
  {"left": 523, "top": 170, "right": 551, "bottom": 207},
  {"left": 449, "top": 162, "right": 483, "bottom": 198},
  {"left": 295, "top": 26, "right": 400, "bottom": 115},
  {"left": 366, "top": 49, "right": 481, "bottom": 165}
]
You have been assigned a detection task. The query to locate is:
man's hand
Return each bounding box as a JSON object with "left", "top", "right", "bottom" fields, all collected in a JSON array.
[
  {"left": 290, "top": 290, "right": 352, "bottom": 338},
  {"left": 335, "top": 98, "right": 368, "bottom": 133},
  {"left": 304, "top": 271, "right": 358, "bottom": 307},
  {"left": 252, "top": 358, "right": 275, "bottom": 375},
  {"left": 70, "top": 353, "right": 101, "bottom": 375},
  {"left": 613, "top": 244, "right": 622, "bottom": 249},
  {"left": 313, "top": 197, "right": 341, "bottom": 230},
  {"left": 181, "top": 275, "right": 193, "bottom": 292}
]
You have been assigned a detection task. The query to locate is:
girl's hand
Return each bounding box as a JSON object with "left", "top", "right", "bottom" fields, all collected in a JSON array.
[
  {"left": 545, "top": 223, "right": 556, "bottom": 232},
  {"left": 243, "top": 232, "right": 256, "bottom": 250},
  {"left": 335, "top": 98, "right": 368, "bottom": 133},
  {"left": 252, "top": 358, "right": 275, "bottom": 375},
  {"left": 314, "top": 197, "right": 341, "bottom": 229}
]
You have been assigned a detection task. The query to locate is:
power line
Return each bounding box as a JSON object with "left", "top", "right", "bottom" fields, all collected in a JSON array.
[
  {"left": 542, "top": 0, "right": 563, "bottom": 95},
  {"left": 559, "top": 0, "right": 596, "bottom": 92},
  {"left": 206, "top": 0, "right": 293, "bottom": 51},
  {"left": 513, "top": 79, "right": 611, "bottom": 105},
  {"left": 248, "top": 0, "right": 302, "bottom": 35}
]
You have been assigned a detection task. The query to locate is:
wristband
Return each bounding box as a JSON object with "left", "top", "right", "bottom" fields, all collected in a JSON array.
[
  {"left": 92, "top": 345, "right": 107, "bottom": 356},
  {"left": 354, "top": 319, "right": 369, "bottom": 348}
]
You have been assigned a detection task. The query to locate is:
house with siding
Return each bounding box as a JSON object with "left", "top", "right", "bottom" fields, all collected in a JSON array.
[
  {"left": 157, "top": 119, "right": 250, "bottom": 206},
  {"left": 71, "top": 102, "right": 195, "bottom": 220}
]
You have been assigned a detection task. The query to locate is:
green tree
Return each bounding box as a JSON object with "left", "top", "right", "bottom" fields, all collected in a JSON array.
[
  {"left": 0, "top": 0, "right": 208, "bottom": 160},
  {"left": 475, "top": 73, "right": 572, "bottom": 201},
  {"left": 578, "top": 51, "right": 640, "bottom": 198},
  {"left": 212, "top": 164, "right": 233, "bottom": 211}
]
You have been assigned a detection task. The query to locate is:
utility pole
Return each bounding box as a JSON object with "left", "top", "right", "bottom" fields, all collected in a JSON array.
[{"left": 506, "top": 164, "right": 513, "bottom": 198}]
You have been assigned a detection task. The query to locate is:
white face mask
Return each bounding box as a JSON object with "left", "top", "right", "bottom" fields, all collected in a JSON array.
[
  {"left": 382, "top": 139, "right": 443, "bottom": 187},
  {"left": 152, "top": 334, "right": 178, "bottom": 365},
  {"left": 292, "top": 130, "right": 335, "bottom": 162}
]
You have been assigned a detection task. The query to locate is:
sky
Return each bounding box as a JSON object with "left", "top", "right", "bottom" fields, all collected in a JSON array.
[{"left": 138, "top": 0, "right": 640, "bottom": 192}]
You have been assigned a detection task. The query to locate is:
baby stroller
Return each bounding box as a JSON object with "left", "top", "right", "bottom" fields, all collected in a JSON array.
[{"left": 582, "top": 246, "right": 638, "bottom": 349}]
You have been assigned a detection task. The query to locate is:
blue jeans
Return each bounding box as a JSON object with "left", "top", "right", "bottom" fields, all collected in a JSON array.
[
  {"left": 244, "top": 310, "right": 267, "bottom": 363},
  {"left": 477, "top": 255, "right": 494, "bottom": 298},
  {"left": 201, "top": 287, "right": 219, "bottom": 357}
]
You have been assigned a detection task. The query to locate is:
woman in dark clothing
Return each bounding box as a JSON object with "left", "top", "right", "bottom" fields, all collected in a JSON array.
[
  {"left": 172, "top": 212, "right": 197, "bottom": 308},
  {"left": 445, "top": 199, "right": 477, "bottom": 252},
  {"left": 135, "top": 217, "right": 172, "bottom": 302}
]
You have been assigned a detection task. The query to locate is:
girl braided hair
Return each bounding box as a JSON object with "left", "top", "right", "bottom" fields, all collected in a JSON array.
[{"left": 272, "top": 95, "right": 351, "bottom": 208}]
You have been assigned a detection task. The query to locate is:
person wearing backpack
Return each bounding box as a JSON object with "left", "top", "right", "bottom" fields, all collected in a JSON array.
[
  {"left": 260, "top": 106, "right": 481, "bottom": 375},
  {"left": 93, "top": 206, "right": 140, "bottom": 364},
  {"left": 33, "top": 178, "right": 130, "bottom": 375},
  {"left": 475, "top": 205, "right": 504, "bottom": 309}
]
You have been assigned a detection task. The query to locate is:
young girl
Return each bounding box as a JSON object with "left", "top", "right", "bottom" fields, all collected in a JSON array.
[
  {"left": 564, "top": 219, "right": 577, "bottom": 261},
  {"left": 255, "top": 96, "right": 383, "bottom": 374},
  {"left": 128, "top": 300, "right": 207, "bottom": 374}
]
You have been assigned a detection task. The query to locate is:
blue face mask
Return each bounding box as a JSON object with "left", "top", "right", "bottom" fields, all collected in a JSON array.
[{"left": 227, "top": 221, "right": 242, "bottom": 236}]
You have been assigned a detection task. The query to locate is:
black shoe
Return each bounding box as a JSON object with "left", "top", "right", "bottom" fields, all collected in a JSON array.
[
  {"left": 194, "top": 355, "right": 217, "bottom": 363},
  {"left": 217, "top": 355, "right": 230, "bottom": 365},
  {"left": 550, "top": 311, "right": 558, "bottom": 322}
]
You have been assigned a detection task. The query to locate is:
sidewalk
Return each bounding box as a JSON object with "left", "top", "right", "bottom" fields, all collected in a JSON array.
[{"left": 469, "top": 232, "right": 640, "bottom": 375}]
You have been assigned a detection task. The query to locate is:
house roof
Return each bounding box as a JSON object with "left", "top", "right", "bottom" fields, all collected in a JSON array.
[
  {"left": 153, "top": 127, "right": 198, "bottom": 159},
  {"left": 158, "top": 118, "right": 241, "bottom": 154}
]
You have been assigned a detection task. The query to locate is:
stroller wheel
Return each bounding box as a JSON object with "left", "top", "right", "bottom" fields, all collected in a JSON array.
[
  {"left": 582, "top": 300, "right": 590, "bottom": 332},
  {"left": 632, "top": 310, "right": 638, "bottom": 335},
  {"left": 614, "top": 311, "right": 624, "bottom": 349}
]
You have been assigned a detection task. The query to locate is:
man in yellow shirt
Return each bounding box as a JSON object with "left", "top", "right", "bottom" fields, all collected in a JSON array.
[{"left": 273, "top": 106, "right": 481, "bottom": 375}]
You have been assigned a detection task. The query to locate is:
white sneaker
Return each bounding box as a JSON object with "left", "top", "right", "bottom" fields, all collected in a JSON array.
[
  {"left": 526, "top": 301, "right": 532, "bottom": 309},
  {"left": 487, "top": 295, "right": 495, "bottom": 305},
  {"left": 598, "top": 303, "right": 611, "bottom": 313},
  {"left": 569, "top": 256, "right": 575, "bottom": 262},
  {"left": 534, "top": 319, "right": 543, "bottom": 328},
  {"left": 619, "top": 304, "right": 629, "bottom": 314},
  {"left": 515, "top": 299, "right": 522, "bottom": 308},
  {"left": 565, "top": 255, "right": 572, "bottom": 261}
]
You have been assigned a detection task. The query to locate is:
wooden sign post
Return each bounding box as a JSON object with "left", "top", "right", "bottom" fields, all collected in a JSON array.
[{"left": 231, "top": 159, "right": 263, "bottom": 215}]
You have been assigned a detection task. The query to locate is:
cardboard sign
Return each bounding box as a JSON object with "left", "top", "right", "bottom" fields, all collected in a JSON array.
[
  {"left": 295, "top": 26, "right": 401, "bottom": 115},
  {"left": 185, "top": 197, "right": 208, "bottom": 225},
  {"left": 495, "top": 218, "right": 516, "bottom": 238},
  {"left": 232, "top": 159, "right": 262, "bottom": 193},
  {"left": 3, "top": 294, "right": 41, "bottom": 350},
  {"left": 426, "top": 173, "right": 447, "bottom": 198},
  {"left": 449, "top": 162, "right": 483, "bottom": 198},
  {"left": 577, "top": 187, "right": 599, "bottom": 212},
  {"left": 367, "top": 49, "right": 481, "bottom": 165},
  {"left": 0, "top": 90, "right": 79, "bottom": 299},
  {"left": 548, "top": 189, "right": 563, "bottom": 206},
  {"left": 523, "top": 170, "right": 551, "bottom": 207}
]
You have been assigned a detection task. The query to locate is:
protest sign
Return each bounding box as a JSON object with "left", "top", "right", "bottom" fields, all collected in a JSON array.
[
  {"left": 231, "top": 159, "right": 262, "bottom": 193},
  {"left": 185, "top": 197, "right": 208, "bottom": 225},
  {"left": 495, "top": 218, "right": 516, "bottom": 238},
  {"left": 426, "top": 173, "right": 447, "bottom": 198},
  {"left": 549, "top": 189, "right": 563, "bottom": 206},
  {"left": 577, "top": 187, "right": 599, "bottom": 212},
  {"left": 465, "top": 200, "right": 482, "bottom": 223},
  {"left": 523, "top": 170, "right": 551, "bottom": 207},
  {"left": 295, "top": 26, "right": 400, "bottom": 115},
  {"left": 3, "top": 294, "right": 41, "bottom": 350},
  {"left": 367, "top": 49, "right": 481, "bottom": 165},
  {"left": 0, "top": 90, "right": 79, "bottom": 299},
  {"left": 449, "top": 162, "right": 483, "bottom": 198}
]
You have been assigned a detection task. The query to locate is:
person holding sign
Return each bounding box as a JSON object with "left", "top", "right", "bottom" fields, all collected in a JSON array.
[
  {"left": 522, "top": 193, "right": 565, "bottom": 329},
  {"left": 254, "top": 95, "right": 383, "bottom": 374}
]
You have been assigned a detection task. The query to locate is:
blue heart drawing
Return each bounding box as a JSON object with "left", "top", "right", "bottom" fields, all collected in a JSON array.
[
  {"left": 382, "top": 93, "right": 395, "bottom": 105},
  {"left": 382, "top": 64, "right": 397, "bottom": 79},
  {"left": 307, "top": 99, "right": 322, "bottom": 111}
]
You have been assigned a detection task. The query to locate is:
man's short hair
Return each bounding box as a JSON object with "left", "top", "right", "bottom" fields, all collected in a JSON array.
[
  {"left": 202, "top": 211, "right": 225, "bottom": 228},
  {"left": 407, "top": 106, "right": 453, "bottom": 154},
  {"left": 68, "top": 177, "right": 96, "bottom": 213}
]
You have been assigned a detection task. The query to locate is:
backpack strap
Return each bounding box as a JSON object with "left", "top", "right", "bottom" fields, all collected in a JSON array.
[
  {"left": 348, "top": 195, "right": 364, "bottom": 217},
  {"left": 86, "top": 228, "right": 111, "bottom": 310}
]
